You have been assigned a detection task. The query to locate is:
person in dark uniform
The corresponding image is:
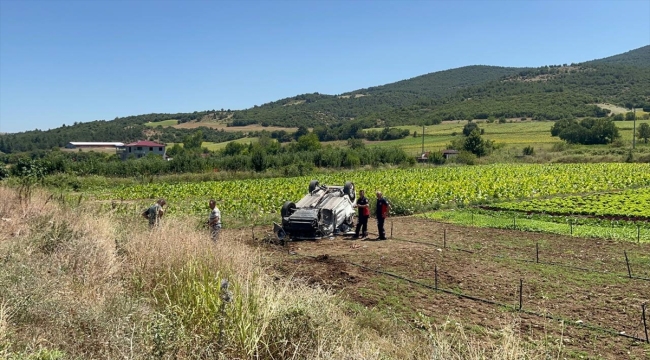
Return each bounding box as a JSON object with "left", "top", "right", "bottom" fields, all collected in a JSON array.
[
  {"left": 375, "top": 191, "right": 390, "bottom": 240},
  {"left": 353, "top": 190, "right": 369, "bottom": 239}
]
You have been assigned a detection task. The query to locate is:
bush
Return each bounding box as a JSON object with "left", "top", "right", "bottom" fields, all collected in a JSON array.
[
  {"left": 522, "top": 146, "right": 535, "bottom": 156},
  {"left": 427, "top": 151, "right": 446, "bottom": 165},
  {"left": 453, "top": 151, "right": 477, "bottom": 165}
]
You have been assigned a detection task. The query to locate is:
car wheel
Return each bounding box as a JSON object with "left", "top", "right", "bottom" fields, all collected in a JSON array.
[
  {"left": 309, "top": 180, "right": 319, "bottom": 193},
  {"left": 281, "top": 201, "right": 296, "bottom": 218},
  {"left": 344, "top": 181, "right": 355, "bottom": 201}
]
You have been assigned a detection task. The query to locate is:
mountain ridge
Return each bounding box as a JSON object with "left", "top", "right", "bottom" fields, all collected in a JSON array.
[{"left": 1, "top": 45, "right": 648, "bottom": 153}]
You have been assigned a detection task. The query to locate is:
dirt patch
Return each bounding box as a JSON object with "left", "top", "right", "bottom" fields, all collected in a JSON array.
[{"left": 261, "top": 217, "right": 650, "bottom": 358}]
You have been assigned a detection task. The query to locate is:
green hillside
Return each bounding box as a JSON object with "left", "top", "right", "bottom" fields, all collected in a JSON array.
[
  {"left": 585, "top": 45, "right": 650, "bottom": 67},
  {"left": 231, "top": 66, "right": 525, "bottom": 127},
  {"left": 1, "top": 45, "right": 649, "bottom": 154}
]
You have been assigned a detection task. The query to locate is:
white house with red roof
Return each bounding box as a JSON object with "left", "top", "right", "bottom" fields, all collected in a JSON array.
[{"left": 121, "top": 140, "right": 166, "bottom": 160}]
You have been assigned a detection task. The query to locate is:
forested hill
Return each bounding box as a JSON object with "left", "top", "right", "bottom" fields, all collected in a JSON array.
[
  {"left": 1, "top": 45, "right": 649, "bottom": 154},
  {"left": 584, "top": 45, "right": 650, "bottom": 67},
  {"left": 0, "top": 112, "right": 245, "bottom": 153},
  {"left": 232, "top": 46, "right": 650, "bottom": 127},
  {"left": 230, "top": 66, "right": 525, "bottom": 127}
]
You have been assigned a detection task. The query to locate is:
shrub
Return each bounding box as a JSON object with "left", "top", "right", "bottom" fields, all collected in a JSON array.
[
  {"left": 453, "top": 151, "right": 477, "bottom": 165},
  {"left": 522, "top": 146, "right": 535, "bottom": 156},
  {"left": 428, "top": 151, "right": 446, "bottom": 165}
]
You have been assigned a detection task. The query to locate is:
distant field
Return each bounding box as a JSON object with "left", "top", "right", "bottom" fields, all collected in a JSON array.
[
  {"left": 153, "top": 118, "right": 650, "bottom": 155},
  {"left": 144, "top": 119, "right": 179, "bottom": 127},
  {"left": 174, "top": 121, "right": 300, "bottom": 133},
  {"left": 173, "top": 121, "right": 227, "bottom": 129},
  {"left": 366, "top": 121, "right": 560, "bottom": 154},
  {"left": 597, "top": 103, "right": 629, "bottom": 114},
  {"left": 365, "top": 119, "right": 650, "bottom": 155},
  {"left": 203, "top": 137, "right": 259, "bottom": 151},
  {"left": 615, "top": 119, "right": 650, "bottom": 145},
  {"left": 167, "top": 138, "right": 260, "bottom": 152}
]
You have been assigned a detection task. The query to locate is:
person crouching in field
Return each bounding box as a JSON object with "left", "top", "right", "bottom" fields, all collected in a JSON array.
[
  {"left": 143, "top": 198, "right": 166, "bottom": 228},
  {"left": 208, "top": 199, "right": 222, "bottom": 242}
]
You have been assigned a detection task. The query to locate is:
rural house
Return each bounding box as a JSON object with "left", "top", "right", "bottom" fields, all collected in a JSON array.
[{"left": 121, "top": 140, "right": 166, "bottom": 160}]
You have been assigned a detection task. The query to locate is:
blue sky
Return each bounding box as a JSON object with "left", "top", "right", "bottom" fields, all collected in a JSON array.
[{"left": 1, "top": 0, "right": 649, "bottom": 133}]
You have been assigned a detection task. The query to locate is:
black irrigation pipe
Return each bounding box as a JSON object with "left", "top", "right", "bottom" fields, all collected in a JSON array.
[
  {"left": 382, "top": 234, "right": 650, "bottom": 283},
  {"left": 291, "top": 251, "right": 649, "bottom": 343}
]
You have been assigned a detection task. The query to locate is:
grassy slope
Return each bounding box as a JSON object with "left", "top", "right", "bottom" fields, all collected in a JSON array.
[
  {"left": 144, "top": 119, "right": 179, "bottom": 127},
  {"left": 0, "top": 187, "right": 552, "bottom": 359}
]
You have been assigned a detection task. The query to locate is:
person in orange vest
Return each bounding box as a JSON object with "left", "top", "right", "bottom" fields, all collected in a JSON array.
[
  {"left": 352, "top": 189, "right": 370, "bottom": 239},
  {"left": 375, "top": 191, "right": 390, "bottom": 240}
]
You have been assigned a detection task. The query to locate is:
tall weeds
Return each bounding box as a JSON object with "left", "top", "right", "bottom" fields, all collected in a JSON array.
[{"left": 0, "top": 186, "right": 555, "bottom": 359}]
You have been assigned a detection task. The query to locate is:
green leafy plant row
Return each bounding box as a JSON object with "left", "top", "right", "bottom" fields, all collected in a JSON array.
[
  {"left": 93, "top": 163, "right": 650, "bottom": 220},
  {"left": 493, "top": 187, "right": 650, "bottom": 218}
]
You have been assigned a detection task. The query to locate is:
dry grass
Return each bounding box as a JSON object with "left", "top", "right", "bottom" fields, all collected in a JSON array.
[
  {"left": 0, "top": 186, "right": 559, "bottom": 359},
  {"left": 173, "top": 121, "right": 298, "bottom": 133}
]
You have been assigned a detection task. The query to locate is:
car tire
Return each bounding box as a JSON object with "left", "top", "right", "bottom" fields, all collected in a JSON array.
[
  {"left": 281, "top": 201, "right": 296, "bottom": 218},
  {"left": 309, "top": 180, "right": 319, "bottom": 193},
  {"left": 344, "top": 181, "right": 355, "bottom": 201}
]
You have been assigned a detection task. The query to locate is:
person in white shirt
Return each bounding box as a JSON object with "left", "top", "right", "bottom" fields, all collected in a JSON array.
[{"left": 208, "top": 199, "right": 221, "bottom": 242}]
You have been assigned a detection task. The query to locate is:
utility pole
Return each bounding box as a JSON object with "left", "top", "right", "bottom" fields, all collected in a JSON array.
[
  {"left": 421, "top": 123, "right": 425, "bottom": 156},
  {"left": 633, "top": 107, "right": 637, "bottom": 149}
]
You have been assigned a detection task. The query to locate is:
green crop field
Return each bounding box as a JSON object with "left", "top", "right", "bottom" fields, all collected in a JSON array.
[
  {"left": 144, "top": 119, "right": 179, "bottom": 127},
  {"left": 493, "top": 186, "right": 650, "bottom": 218},
  {"left": 94, "top": 163, "right": 650, "bottom": 225}
]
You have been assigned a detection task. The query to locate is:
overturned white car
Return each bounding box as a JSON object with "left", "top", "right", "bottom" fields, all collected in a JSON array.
[{"left": 274, "top": 180, "right": 356, "bottom": 241}]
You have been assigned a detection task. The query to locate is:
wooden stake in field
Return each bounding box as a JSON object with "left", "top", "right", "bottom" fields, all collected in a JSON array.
[
  {"left": 624, "top": 251, "right": 632, "bottom": 278},
  {"left": 434, "top": 264, "right": 438, "bottom": 291},
  {"left": 443, "top": 229, "right": 447, "bottom": 249},
  {"left": 390, "top": 220, "right": 393, "bottom": 239},
  {"left": 536, "top": 242, "right": 539, "bottom": 263},
  {"left": 518, "top": 279, "right": 523, "bottom": 311},
  {"left": 642, "top": 303, "right": 649, "bottom": 344}
]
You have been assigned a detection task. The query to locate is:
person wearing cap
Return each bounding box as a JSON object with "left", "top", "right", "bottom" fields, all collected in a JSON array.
[
  {"left": 375, "top": 191, "right": 390, "bottom": 240},
  {"left": 208, "top": 199, "right": 222, "bottom": 242},
  {"left": 352, "top": 189, "right": 370, "bottom": 239},
  {"left": 142, "top": 198, "right": 166, "bottom": 228}
]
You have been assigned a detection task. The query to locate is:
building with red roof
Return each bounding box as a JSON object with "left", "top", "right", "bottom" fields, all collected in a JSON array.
[{"left": 121, "top": 140, "right": 166, "bottom": 160}]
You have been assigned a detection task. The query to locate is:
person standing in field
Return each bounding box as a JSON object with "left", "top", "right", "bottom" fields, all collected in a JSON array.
[
  {"left": 208, "top": 199, "right": 222, "bottom": 242},
  {"left": 375, "top": 191, "right": 390, "bottom": 240},
  {"left": 353, "top": 189, "right": 370, "bottom": 239},
  {"left": 143, "top": 198, "right": 166, "bottom": 228}
]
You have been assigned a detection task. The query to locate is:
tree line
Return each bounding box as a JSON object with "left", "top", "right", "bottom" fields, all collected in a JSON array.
[{"left": 1, "top": 132, "right": 414, "bottom": 180}]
